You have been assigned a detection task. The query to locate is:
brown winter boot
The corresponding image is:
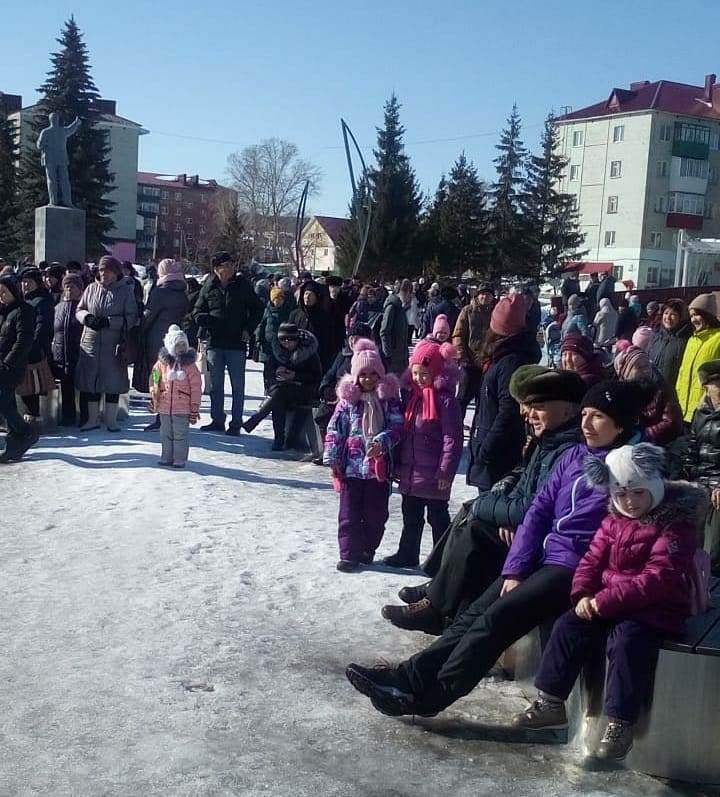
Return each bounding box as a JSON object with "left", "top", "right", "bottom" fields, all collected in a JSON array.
[{"left": 381, "top": 597, "right": 445, "bottom": 635}]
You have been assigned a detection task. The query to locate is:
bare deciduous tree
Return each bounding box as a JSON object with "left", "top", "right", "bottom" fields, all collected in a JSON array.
[{"left": 227, "top": 138, "right": 321, "bottom": 261}]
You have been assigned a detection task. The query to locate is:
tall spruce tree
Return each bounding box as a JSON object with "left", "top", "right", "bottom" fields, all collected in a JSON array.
[
  {"left": 0, "top": 111, "right": 18, "bottom": 259},
  {"left": 14, "top": 17, "right": 115, "bottom": 259},
  {"left": 367, "top": 94, "right": 422, "bottom": 279},
  {"left": 439, "top": 153, "right": 487, "bottom": 276},
  {"left": 416, "top": 176, "right": 447, "bottom": 274},
  {"left": 488, "top": 104, "right": 528, "bottom": 282},
  {"left": 521, "top": 112, "right": 586, "bottom": 278}
]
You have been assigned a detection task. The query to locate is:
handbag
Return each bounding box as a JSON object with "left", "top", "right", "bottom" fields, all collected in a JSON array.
[{"left": 116, "top": 318, "right": 140, "bottom": 366}]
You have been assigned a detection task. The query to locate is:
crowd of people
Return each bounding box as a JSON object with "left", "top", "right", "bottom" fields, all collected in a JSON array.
[{"left": 0, "top": 252, "right": 718, "bottom": 766}]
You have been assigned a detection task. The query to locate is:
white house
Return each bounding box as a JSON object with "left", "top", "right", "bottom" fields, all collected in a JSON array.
[{"left": 299, "top": 215, "right": 349, "bottom": 273}]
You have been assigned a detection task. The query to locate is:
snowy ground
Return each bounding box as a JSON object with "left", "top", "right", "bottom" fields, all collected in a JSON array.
[{"left": 0, "top": 363, "right": 696, "bottom": 796}]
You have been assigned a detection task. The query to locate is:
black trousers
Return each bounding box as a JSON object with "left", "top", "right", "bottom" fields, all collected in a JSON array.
[
  {"left": 395, "top": 494, "right": 450, "bottom": 564},
  {"left": 458, "top": 365, "right": 483, "bottom": 413},
  {"left": 59, "top": 376, "right": 76, "bottom": 424},
  {"left": 426, "top": 517, "right": 509, "bottom": 618},
  {"left": 399, "top": 565, "right": 574, "bottom": 711},
  {"left": 81, "top": 391, "right": 119, "bottom": 404}
]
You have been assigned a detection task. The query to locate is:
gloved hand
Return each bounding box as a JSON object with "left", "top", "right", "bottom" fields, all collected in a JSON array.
[
  {"left": 196, "top": 313, "right": 213, "bottom": 328},
  {"left": 95, "top": 316, "right": 110, "bottom": 329},
  {"left": 83, "top": 313, "right": 98, "bottom": 329}
]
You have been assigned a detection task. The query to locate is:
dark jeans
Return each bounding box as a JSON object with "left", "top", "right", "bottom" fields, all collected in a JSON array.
[
  {"left": 81, "top": 392, "right": 119, "bottom": 404},
  {"left": 535, "top": 610, "right": 664, "bottom": 723},
  {"left": 337, "top": 478, "right": 390, "bottom": 562},
  {"left": 458, "top": 365, "right": 483, "bottom": 413},
  {"left": 395, "top": 494, "right": 450, "bottom": 564},
  {"left": 59, "top": 376, "right": 76, "bottom": 424},
  {"left": 399, "top": 565, "right": 574, "bottom": 712},
  {"left": 0, "top": 383, "right": 31, "bottom": 442},
  {"left": 207, "top": 347, "right": 246, "bottom": 427},
  {"left": 426, "top": 517, "right": 509, "bottom": 618}
]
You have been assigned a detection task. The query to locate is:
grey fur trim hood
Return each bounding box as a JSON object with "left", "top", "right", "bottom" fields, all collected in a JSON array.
[
  {"left": 158, "top": 347, "right": 198, "bottom": 367},
  {"left": 271, "top": 328, "right": 319, "bottom": 366}
]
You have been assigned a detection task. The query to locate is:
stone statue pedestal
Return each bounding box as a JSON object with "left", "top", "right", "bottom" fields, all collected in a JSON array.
[{"left": 35, "top": 205, "right": 86, "bottom": 265}]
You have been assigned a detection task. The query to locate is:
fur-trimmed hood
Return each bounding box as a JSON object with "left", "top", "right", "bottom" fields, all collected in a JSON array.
[
  {"left": 336, "top": 372, "right": 401, "bottom": 403},
  {"left": 158, "top": 347, "right": 198, "bottom": 367},
  {"left": 271, "top": 328, "right": 319, "bottom": 366},
  {"left": 605, "top": 480, "right": 709, "bottom": 526}
]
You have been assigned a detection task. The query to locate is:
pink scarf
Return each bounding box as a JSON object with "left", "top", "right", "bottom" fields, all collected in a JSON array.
[{"left": 405, "top": 386, "right": 439, "bottom": 428}]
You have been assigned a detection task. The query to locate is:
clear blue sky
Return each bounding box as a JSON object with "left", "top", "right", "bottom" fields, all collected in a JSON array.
[{"left": 3, "top": 0, "right": 719, "bottom": 216}]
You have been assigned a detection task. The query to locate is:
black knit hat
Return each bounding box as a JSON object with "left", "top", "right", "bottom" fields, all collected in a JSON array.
[
  {"left": 19, "top": 266, "right": 43, "bottom": 284},
  {"left": 510, "top": 365, "right": 586, "bottom": 405},
  {"left": 211, "top": 251, "right": 233, "bottom": 268},
  {"left": 698, "top": 359, "right": 720, "bottom": 386},
  {"left": 0, "top": 275, "right": 22, "bottom": 302},
  {"left": 581, "top": 380, "right": 648, "bottom": 431},
  {"left": 278, "top": 322, "right": 300, "bottom": 341}
]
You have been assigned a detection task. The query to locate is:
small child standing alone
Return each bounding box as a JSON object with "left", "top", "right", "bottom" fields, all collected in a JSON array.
[
  {"left": 324, "top": 340, "right": 403, "bottom": 572},
  {"left": 150, "top": 325, "right": 202, "bottom": 468},
  {"left": 511, "top": 443, "right": 704, "bottom": 761}
]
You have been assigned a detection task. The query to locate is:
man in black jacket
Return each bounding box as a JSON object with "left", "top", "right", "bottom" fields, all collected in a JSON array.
[
  {"left": 193, "top": 252, "right": 263, "bottom": 435},
  {"left": 382, "top": 366, "right": 585, "bottom": 633}
]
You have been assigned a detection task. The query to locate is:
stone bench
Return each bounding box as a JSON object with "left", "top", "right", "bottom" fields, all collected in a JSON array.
[{"left": 284, "top": 404, "right": 322, "bottom": 458}]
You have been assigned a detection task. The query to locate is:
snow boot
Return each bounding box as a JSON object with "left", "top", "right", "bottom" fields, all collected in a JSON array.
[
  {"left": 511, "top": 696, "right": 569, "bottom": 731},
  {"left": 382, "top": 551, "right": 420, "bottom": 569},
  {"left": 242, "top": 395, "right": 277, "bottom": 433},
  {"left": 345, "top": 664, "right": 437, "bottom": 718},
  {"left": 143, "top": 415, "right": 161, "bottom": 432},
  {"left": 0, "top": 430, "right": 39, "bottom": 463},
  {"left": 381, "top": 598, "right": 444, "bottom": 635},
  {"left": 201, "top": 420, "right": 225, "bottom": 432},
  {"left": 594, "top": 720, "right": 634, "bottom": 761},
  {"left": 80, "top": 402, "right": 101, "bottom": 432},
  {"left": 105, "top": 401, "right": 120, "bottom": 432},
  {"left": 336, "top": 560, "right": 360, "bottom": 572},
  {"left": 398, "top": 582, "right": 431, "bottom": 604}
]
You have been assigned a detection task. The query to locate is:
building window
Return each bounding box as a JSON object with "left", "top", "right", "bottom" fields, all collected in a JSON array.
[
  {"left": 709, "top": 166, "right": 719, "bottom": 186},
  {"left": 174, "top": 238, "right": 180, "bottom": 247},
  {"left": 160, "top": 222, "right": 167, "bottom": 231},
  {"left": 610, "top": 160, "right": 622, "bottom": 178},
  {"left": 186, "top": 233, "right": 194, "bottom": 241},
  {"left": 649, "top": 232, "right": 662, "bottom": 248},
  {"left": 656, "top": 160, "right": 668, "bottom": 178},
  {"left": 569, "top": 165, "right": 580, "bottom": 181},
  {"left": 175, "top": 224, "right": 181, "bottom": 231},
  {"left": 711, "top": 131, "right": 720, "bottom": 151},
  {"left": 185, "top": 202, "right": 193, "bottom": 209},
  {"left": 201, "top": 194, "right": 208, "bottom": 203},
  {"left": 613, "top": 265, "right": 624, "bottom": 281},
  {"left": 659, "top": 124, "right": 672, "bottom": 142},
  {"left": 323, "top": 248, "right": 329, "bottom": 256},
  {"left": 613, "top": 125, "right": 624, "bottom": 142},
  {"left": 679, "top": 158, "right": 708, "bottom": 179},
  {"left": 162, "top": 190, "right": 169, "bottom": 200},
  {"left": 705, "top": 201, "right": 714, "bottom": 220},
  {"left": 653, "top": 195, "right": 666, "bottom": 213},
  {"left": 668, "top": 191, "right": 704, "bottom": 215},
  {"left": 175, "top": 208, "right": 181, "bottom": 216},
  {"left": 646, "top": 266, "right": 659, "bottom": 285},
  {"left": 199, "top": 225, "right": 206, "bottom": 234},
  {"left": 607, "top": 195, "right": 618, "bottom": 214},
  {"left": 161, "top": 206, "right": 168, "bottom": 215},
  {"left": 604, "top": 230, "right": 616, "bottom": 246},
  {"left": 676, "top": 123, "right": 710, "bottom": 145},
  {"left": 572, "top": 130, "right": 583, "bottom": 146},
  {"left": 175, "top": 192, "right": 182, "bottom": 200},
  {"left": 186, "top": 217, "right": 192, "bottom": 224}
]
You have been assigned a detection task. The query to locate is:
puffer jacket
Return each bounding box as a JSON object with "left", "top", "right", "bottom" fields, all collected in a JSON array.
[
  {"left": 51, "top": 298, "right": 82, "bottom": 377},
  {"left": 561, "top": 309, "right": 590, "bottom": 339},
  {"left": 255, "top": 302, "right": 291, "bottom": 362},
  {"left": 472, "top": 421, "right": 583, "bottom": 528},
  {"left": 151, "top": 348, "right": 202, "bottom": 417},
  {"left": 502, "top": 434, "right": 641, "bottom": 579},
  {"left": 452, "top": 304, "right": 492, "bottom": 368},
  {"left": 676, "top": 327, "right": 720, "bottom": 421},
  {"left": 571, "top": 483, "right": 705, "bottom": 634},
  {"left": 323, "top": 374, "right": 403, "bottom": 480},
  {"left": 379, "top": 294, "right": 409, "bottom": 375},
  {"left": 684, "top": 397, "right": 720, "bottom": 490},
  {"left": 266, "top": 328, "right": 322, "bottom": 399},
  {"left": 24, "top": 288, "right": 54, "bottom": 364},
  {"left": 192, "top": 273, "right": 263, "bottom": 351},
  {"left": 0, "top": 297, "right": 36, "bottom": 383},
  {"left": 647, "top": 323, "right": 692, "bottom": 387},
  {"left": 395, "top": 368, "right": 463, "bottom": 501},
  {"left": 638, "top": 375, "right": 684, "bottom": 445},
  {"left": 467, "top": 331, "right": 539, "bottom": 490}
]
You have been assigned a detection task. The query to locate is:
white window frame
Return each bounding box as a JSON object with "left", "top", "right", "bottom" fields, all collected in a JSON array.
[
  {"left": 659, "top": 124, "right": 672, "bottom": 142},
  {"left": 175, "top": 192, "right": 182, "bottom": 200},
  {"left": 653, "top": 195, "right": 666, "bottom": 213},
  {"left": 572, "top": 130, "right": 584, "bottom": 146},
  {"left": 679, "top": 158, "right": 709, "bottom": 179},
  {"left": 610, "top": 160, "right": 622, "bottom": 178},
  {"left": 186, "top": 217, "right": 193, "bottom": 224},
  {"left": 607, "top": 195, "right": 618, "bottom": 214},
  {"left": 656, "top": 160, "right": 668, "bottom": 178},
  {"left": 649, "top": 232, "right": 662, "bottom": 248},
  {"left": 613, "top": 125, "right": 624, "bottom": 142},
  {"left": 604, "top": 230, "right": 616, "bottom": 246},
  {"left": 569, "top": 165, "right": 580, "bottom": 181}
]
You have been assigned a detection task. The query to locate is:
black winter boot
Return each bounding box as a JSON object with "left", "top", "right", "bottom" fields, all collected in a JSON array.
[{"left": 242, "top": 395, "right": 278, "bottom": 433}]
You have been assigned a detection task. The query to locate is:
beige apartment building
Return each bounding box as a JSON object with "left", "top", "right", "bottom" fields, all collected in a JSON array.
[{"left": 557, "top": 74, "right": 720, "bottom": 288}]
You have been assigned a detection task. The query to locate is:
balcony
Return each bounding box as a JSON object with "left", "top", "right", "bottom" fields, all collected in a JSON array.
[
  {"left": 666, "top": 212, "right": 703, "bottom": 230},
  {"left": 673, "top": 122, "right": 710, "bottom": 160}
]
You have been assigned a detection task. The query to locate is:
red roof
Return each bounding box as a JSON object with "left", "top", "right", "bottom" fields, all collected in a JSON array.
[
  {"left": 559, "top": 77, "right": 720, "bottom": 123},
  {"left": 314, "top": 215, "right": 349, "bottom": 245},
  {"left": 137, "top": 172, "right": 220, "bottom": 190}
]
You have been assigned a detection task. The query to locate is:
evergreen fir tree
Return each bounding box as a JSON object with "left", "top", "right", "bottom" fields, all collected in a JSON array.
[
  {"left": 438, "top": 153, "right": 487, "bottom": 276},
  {"left": 367, "top": 94, "right": 422, "bottom": 279},
  {"left": 416, "top": 177, "right": 447, "bottom": 274},
  {"left": 14, "top": 17, "right": 115, "bottom": 259},
  {"left": 0, "top": 111, "right": 18, "bottom": 260},
  {"left": 488, "top": 104, "right": 528, "bottom": 281},
  {"left": 335, "top": 177, "right": 371, "bottom": 277},
  {"left": 213, "top": 193, "right": 247, "bottom": 257},
  {"left": 521, "top": 112, "right": 586, "bottom": 278}
]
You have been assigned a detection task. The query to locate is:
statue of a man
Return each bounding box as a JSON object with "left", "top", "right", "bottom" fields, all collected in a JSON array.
[{"left": 37, "top": 112, "right": 81, "bottom": 208}]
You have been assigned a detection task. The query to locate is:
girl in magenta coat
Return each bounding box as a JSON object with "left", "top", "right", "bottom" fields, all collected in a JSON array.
[
  {"left": 512, "top": 443, "right": 705, "bottom": 761},
  {"left": 382, "top": 340, "right": 463, "bottom": 568}
]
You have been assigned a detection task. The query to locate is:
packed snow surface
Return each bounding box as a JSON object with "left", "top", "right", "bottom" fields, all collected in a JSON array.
[{"left": 0, "top": 364, "right": 687, "bottom": 795}]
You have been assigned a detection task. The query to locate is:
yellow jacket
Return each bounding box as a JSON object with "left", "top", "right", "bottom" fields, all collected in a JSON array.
[{"left": 675, "top": 327, "right": 720, "bottom": 421}]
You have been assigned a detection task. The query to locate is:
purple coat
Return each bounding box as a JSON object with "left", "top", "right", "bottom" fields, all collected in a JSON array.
[
  {"left": 395, "top": 371, "right": 463, "bottom": 501},
  {"left": 502, "top": 437, "right": 640, "bottom": 579}
]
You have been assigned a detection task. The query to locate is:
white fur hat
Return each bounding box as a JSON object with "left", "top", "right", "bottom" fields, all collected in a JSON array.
[
  {"left": 586, "top": 443, "right": 665, "bottom": 515},
  {"left": 163, "top": 324, "right": 188, "bottom": 355}
]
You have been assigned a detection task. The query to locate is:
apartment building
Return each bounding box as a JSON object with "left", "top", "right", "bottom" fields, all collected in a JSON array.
[{"left": 557, "top": 74, "right": 720, "bottom": 288}]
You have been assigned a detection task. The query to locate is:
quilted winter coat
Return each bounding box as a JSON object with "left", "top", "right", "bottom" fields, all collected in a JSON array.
[
  {"left": 571, "top": 483, "right": 705, "bottom": 634},
  {"left": 151, "top": 348, "right": 202, "bottom": 417},
  {"left": 676, "top": 327, "right": 720, "bottom": 422}
]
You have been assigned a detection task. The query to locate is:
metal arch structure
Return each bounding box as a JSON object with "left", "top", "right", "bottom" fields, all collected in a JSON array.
[
  {"left": 293, "top": 179, "right": 310, "bottom": 276},
  {"left": 341, "top": 118, "right": 372, "bottom": 278}
]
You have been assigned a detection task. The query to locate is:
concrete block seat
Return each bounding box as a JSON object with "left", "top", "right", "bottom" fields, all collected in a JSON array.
[
  {"left": 284, "top": 404, "right": 322, "bottom": 457},
  {"left": 509, "top": 578, "right": 720, "bottom": 785}
]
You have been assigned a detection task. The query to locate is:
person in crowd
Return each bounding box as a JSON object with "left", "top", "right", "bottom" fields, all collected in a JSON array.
[
  {"left": 683, "top": 360, "right": 720, "bottom": 574},
  {"left": 277, "top": 277, "right": 297, "bottom": 312},
  {"left": 193, "top": 252, "right": 263, "bottom": 435},
  {"left": 314, "top": 322, "right": 374, "bottom": 447},
  {"left": 0, "top": 275, "right": 38, "bottom": 462},
  {"left": 383, "top": 366, "right": 586, "bottom": 634},
  {"left": 75, "top": 255, "right": 139, "bottom": 432},
  {"left": 51, "top": 273, "right": 84, "bottom": 426},
  {"left": 424, "top": 286, "right": 460, "bottom": 339},
  {"left": 523, "top": 282, "right": 542, "bottom": 336},
  {"left": 65, "top": 260, "right": 89, "bottom": 287},
  {"left": 427, "top": 314, "right": 451, "bottom": 344},
  {"left": 290, "top": 280, "right": 334, "bottom": 371},
  {"left": 44, "top": 264, "right": 66, "bottom": 306},
  {"left": 543, "top": 306, "right": 564, "bottom": 369},
  {"left": 630, "top": 325, "right": 653, "bottom": 351},
  {"left": 345, "top": 380, "right": 647, "bottom": 719},
  {"left": 647, "top": 298, "right": 692, "bottom": 388},
  {"left": 615, "top": 296, "right": 643, "bottom": 342},
  {"left": 379, "top": 288, "right": 409, "bottom": 376},
  {"left": 182, "top": 277, "right": 202, "bottom": 350},
  {"left": 467, "top": 293, "right": 539, "bottom": 492},
  {"left": 560, "top": 271, "right": 580, "bottom": 310},
  {"left": 645, "top": 300, "right": 662, "bottom": 330},
  {"left": 584, "top": 273, "right": 600, "bottom": 319},
  {"left": 595, "top": 271, "right": 616, "bottom": 308},
  {"left": 382, "top": 341, "right": 463, "bottom": 569},
  {"left": 614, "top": 344, "right": 684, "bottom": 445},
  {"left": 135, "top": 258, "right": 189, "bottom": 432},
  {"left": 676, "top": 293, "right": 720, "bottom": 423},
  {"left": 254, "top": 278, "right": 271, "bottom": 306},
  {"left": 17, "top": 267, "right": 55, "bottom": 425},
  {"left": 323, "top": 340, "right": 403, "bottom": 571},
  {"left": 242, "top": 323, "right": 322, "bottom": 451},
  {"left": 560, "top": 333, "right": 604, "bottom": 388},
  {"left": 149, "top": 325, "right": 201, "bottom": 469},
  {"left": 326, "top": 275, "right": 352, "bottom": 358},
  {"left": 256, "top": 286, "right": 293, "bottom": 391},
  {"left": 512, "top": 444, "right": 701, "bottom": 762},
  {"left": 122, "top": 261, "right": 145, "bottom": 315},
  {"left": 419, "top": 284, "right": 442, "bottom": 338},
  {"left": 593, "top": 297, "right": 618, "bottom": 349},
  {"left": 453, "top": 285, "right": 495, "bottom": 411},
  {"left": 560, "top": 294, "right": 590, "bottom": 339},
  {"left": 399, "top": 279, "right": 420, "bottom": 345}
]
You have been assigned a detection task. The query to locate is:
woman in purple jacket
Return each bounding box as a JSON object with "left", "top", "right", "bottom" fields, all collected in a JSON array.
[{"left": 346, "top": 380, "right": 648, "bottom": 718}]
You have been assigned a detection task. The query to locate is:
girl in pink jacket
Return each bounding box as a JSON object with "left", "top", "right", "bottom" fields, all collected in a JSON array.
[
  {"left": 511, "top": 443, "right": 705, "bottom": 762},
  {"left": 150, "top": 325, "right": 202, "bottom": 468}
]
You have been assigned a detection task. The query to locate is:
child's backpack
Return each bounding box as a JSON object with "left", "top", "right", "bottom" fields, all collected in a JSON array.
[{"left": 689, "top": 548, "right": 712, "bottom": 616}]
